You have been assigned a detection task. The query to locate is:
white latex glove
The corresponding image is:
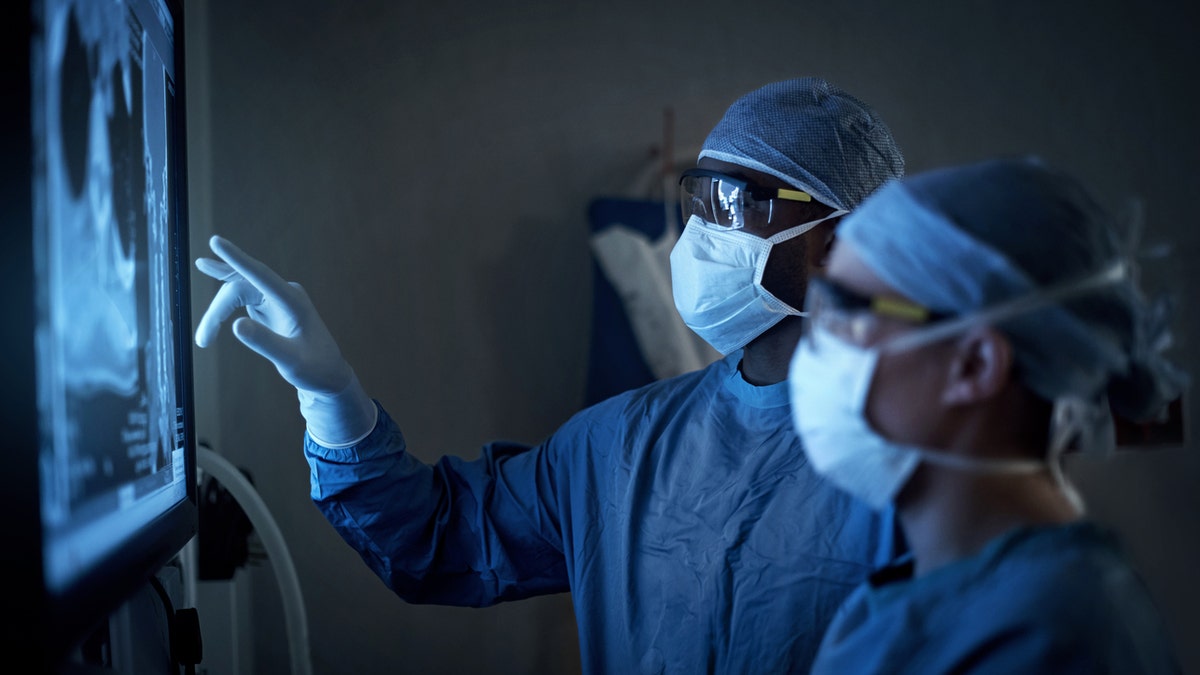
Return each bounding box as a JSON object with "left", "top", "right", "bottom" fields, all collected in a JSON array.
[{"left": 194, "top": 235, "right": 377, "bottom": 447}]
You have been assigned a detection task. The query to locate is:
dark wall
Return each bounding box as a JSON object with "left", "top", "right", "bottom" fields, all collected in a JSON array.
[{"left": 186, "top": 1, "right": 1200, "bottom": 673}]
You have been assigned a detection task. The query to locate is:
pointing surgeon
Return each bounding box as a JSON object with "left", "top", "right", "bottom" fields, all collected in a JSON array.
[
  {"left": 788, "top": 157, "right": 1188, "bottom": 673},
  {"left": 195, "top": 77, "right": 906, "bottom": 673}
]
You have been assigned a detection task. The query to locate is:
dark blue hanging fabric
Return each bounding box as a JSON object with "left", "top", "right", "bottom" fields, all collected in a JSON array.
[{"left": 584, "top": 197, "right": 669, "bottom": 406}]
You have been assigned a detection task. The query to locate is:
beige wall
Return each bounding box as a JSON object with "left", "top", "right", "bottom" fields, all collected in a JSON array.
[{"left": 186, "top": 1, "right": 1200, "bottom": 673}]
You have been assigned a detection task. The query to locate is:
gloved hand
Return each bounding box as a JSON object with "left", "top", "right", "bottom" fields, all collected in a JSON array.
[{"left": 194, "top": 235, "right": 377, "bottom": 447}]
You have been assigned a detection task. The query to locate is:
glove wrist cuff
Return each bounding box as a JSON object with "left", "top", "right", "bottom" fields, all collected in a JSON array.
[{"left": 299, "top": 372, "right": 378, "bottom": 448}]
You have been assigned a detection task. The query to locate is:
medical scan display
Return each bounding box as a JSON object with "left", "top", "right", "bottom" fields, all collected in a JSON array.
[{"left": 33, "top": 0, "right": 189, "bottom": 593}]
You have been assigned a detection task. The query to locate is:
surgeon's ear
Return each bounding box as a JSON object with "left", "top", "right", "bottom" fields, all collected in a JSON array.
[{"left": 941, "top": 326, "right": 1014, "bottom": 406}]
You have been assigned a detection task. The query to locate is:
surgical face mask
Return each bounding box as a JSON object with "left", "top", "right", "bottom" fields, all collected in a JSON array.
[
  {"left": 790, "top": 325, "right": 1048, "bottom": 511},
  {"left": 788, "top": 260, "right": 1128, "bottom": 511},
  {"left": 670, "top": 211, "right": 846, "bottom": 355}
]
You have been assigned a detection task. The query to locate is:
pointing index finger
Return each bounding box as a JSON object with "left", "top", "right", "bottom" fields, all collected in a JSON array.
[
  {"left": 209, "top": 235, "right": 295, "bottom": 306},
  {"left": 195, "top": 257, "right": 239, "bottom": 282}
]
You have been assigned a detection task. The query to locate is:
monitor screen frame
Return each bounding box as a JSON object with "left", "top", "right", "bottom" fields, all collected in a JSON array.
[{"left": 1, "top": 0, "right": 197, "bottom": 668}]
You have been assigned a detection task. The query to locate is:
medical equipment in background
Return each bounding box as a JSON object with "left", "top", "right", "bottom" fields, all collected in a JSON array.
[{"left": 196, "top": 445, "right": 313, "bottom": 675}]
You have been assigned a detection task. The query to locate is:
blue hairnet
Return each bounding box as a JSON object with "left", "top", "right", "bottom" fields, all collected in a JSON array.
[
  {"left": 837, "top": 156, "right": 1187, "bottom": 422},
  {"left": 700, "top": 77, "right": 905, "bottom": 211}
]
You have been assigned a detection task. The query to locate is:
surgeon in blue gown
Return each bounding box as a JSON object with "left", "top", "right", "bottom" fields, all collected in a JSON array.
[
  {"left": 788, "top": 157, "right": 1188, "bottom": 673},
  {"left": 194, "top": 78, "right": 907, "bottom": 673}
]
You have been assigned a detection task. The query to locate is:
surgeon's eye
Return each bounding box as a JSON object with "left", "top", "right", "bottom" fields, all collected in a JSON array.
[{"left": 744, "top": 196, "right": 770, "bottom": 213}]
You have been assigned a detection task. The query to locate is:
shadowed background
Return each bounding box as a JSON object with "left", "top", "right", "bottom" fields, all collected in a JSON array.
[{"left": 183, "top": 1, "right": 1200, "bottom": 673}]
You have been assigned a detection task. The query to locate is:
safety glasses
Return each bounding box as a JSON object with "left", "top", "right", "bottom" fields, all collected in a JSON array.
[
  {"left": 804, "top": 276, "right": 951, "bottom": 347},
  {"left": 805, "top": 258, "right": 1128, "bottom": 353},
  {"left": 679, "top": 168, "right": 813, "bottom": 229}
]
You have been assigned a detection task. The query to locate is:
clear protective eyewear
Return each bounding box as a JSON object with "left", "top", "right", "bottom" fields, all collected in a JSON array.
[
  {"left": 804, "top": 276, "right": 952, "bottom": 348},
  {"left": 805, "top": 259, "right": 1129, "bottom": 354},
  {"left": 679, "top": 168, "right": 813, "bottom": 229}
]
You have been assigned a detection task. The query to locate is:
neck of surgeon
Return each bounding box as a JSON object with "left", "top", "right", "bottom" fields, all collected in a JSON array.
[
  {"left": 894, "top": 380, "right": 1082, "bottom": 578},
  {"left": 740, "top": 317, "right": 807, "bottom": 385}
]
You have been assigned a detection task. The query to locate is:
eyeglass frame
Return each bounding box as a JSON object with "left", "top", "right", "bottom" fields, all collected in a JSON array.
[
  {"left": 805, "top": 275, "right": 954, "bottom": 348},
  {"left": 678, "top": 168, "right": 814, "bottom": 229}
]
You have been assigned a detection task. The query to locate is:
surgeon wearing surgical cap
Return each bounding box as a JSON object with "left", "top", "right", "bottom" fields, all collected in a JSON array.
[
  {"left": 193, "top": 77, "right": 906, "bottom": 673},
  {"left": 788, "top": 157, "right": 1188, "bottom": 673}
]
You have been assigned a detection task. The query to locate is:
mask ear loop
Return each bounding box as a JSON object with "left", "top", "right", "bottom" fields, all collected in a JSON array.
[
  {"left": 759, "top": 210, "right": 850, "bottom": 318},
  {"left": 909, "top": 448, "right": 1045, "bottom": 475},
  {"left": 912, "top": 397, "right": 1108, "bottom": 514},
  {"left": 1047, "top": 398, "right": 1093, "bottom": 515},
  {"left": 1039, "top": 200, "right": 1149, "bottom": 516},
  {"left": 764, "top": 209, "right": 849, "bottom": 245}
]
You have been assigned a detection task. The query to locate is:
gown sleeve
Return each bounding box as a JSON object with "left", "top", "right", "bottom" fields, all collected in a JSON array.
[{"left": 304, "top": 401, "right": 573, "bottom": 607}]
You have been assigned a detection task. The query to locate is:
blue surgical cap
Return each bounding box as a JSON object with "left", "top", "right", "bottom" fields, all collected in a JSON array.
[
  {"left": 700, "top": 77, "right": 905, "bottom": 211},
  {"left": 838, "top": 156, "right": 1187, "bottom": 422}
]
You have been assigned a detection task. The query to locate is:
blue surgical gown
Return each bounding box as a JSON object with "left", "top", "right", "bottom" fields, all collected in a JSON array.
[
  {"left": 305, "top": 352, "right": 901, "bottom": 674},
  {"left": 811, "top": 521, "right": 1181, "bottom": 674}
]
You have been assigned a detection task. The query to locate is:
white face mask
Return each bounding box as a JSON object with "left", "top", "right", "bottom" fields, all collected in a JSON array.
[
  {"left": 670, "top": 211, "right": 846, "bottom": 355},
  {"left": 788, "top": 326, "right": 1049, "bottom": 511}
]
